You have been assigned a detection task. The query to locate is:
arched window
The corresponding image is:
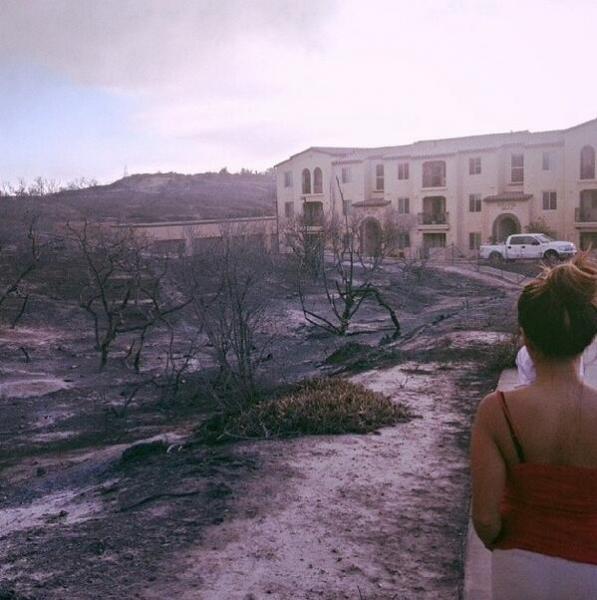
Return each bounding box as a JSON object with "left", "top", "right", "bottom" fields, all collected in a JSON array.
[
  {"left": 313, "top": 167, "right": 323, "bottom": 194},
  {"left": 581, "top": 145, "right": 596, "bottom": 180},
  {"left": 302, "top": 168, "right": 311, "bottom": 194}
]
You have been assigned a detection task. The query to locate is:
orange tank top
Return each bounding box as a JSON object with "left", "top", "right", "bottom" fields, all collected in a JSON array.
[{"left": 494, "top": 391, "right": 597, "bottom": 565}]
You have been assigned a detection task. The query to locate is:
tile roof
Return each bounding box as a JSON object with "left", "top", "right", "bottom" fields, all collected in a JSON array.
[
  {"left": 351, "top": 200, "right": 392, "bottom": 208},
  {"left": 483, "top": 192, "right": 533, "bottom": 202}
]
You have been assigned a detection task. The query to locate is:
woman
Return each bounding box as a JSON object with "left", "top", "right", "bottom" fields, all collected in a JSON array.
[{"left": 471, "top": 254, "right": 597, "bottom": 599}]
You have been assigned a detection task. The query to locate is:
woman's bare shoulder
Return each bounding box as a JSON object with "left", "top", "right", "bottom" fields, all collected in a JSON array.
[
  {"left": 474, "top": 390, "right": 503, "bottom": 428},
  {"left": 476, "top": 387, "right": 532, "bottom": 431}
]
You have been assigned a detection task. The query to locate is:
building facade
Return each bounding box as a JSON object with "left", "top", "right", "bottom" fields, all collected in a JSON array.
[{"left": 275, "top": 118, "right": 597, "bottom": 257}]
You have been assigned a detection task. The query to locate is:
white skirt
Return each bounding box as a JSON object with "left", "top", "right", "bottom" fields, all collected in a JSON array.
[{"left": 492, "top": 549, "right": 597, "bottom": 599}]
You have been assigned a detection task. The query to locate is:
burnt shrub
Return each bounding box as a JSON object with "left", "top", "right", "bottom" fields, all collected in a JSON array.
[
  {"left": 324, "top": 342, "right": 370, "bottom": 365},
  {"left": 119, "top": 440, "right": 168, "bottom": 465}
]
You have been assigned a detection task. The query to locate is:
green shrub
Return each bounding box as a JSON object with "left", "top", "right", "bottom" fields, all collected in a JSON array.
[{"left": 198, "top": 378, "right": 410, "bottom": 443}]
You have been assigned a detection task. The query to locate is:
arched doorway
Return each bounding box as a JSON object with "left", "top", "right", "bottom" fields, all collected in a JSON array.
[
  {"left": 360, "top": 218, "right": 382, "bottom": 256},
  {"left": 492, "top": 213, "right": 521, "bottom": 242}
]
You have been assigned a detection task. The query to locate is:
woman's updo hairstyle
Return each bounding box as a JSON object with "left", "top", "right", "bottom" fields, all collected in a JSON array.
[{"left": 518, "top": 253, "right": 597, "bottom": 358}]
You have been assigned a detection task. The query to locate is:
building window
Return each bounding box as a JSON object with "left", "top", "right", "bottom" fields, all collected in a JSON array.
[
  {"left": 422, "top": 161, "right": 446, "bottom": 187},
  {"left": 542, "top": 191, "right": 557, "bottom": 210},
  {"left": 304, "top": 201, "right": 323, "bottom": 226},
  {"left": 398, "top": 162, "right": 409, "bottom": 180},
  {"left": 313, "top": 167, "right": 323, "bottom": 194},
  {"left": 580, "top": 189, "right": 597, "bottom": 222},
  {"left": 511, "top": 153, "right": 524, "bottom": 183},
  {"left": 397, "top": 232, "right": 410, "bottom": 249},
  {"left": 398, "top": 197, "right": 410, "bottom": 214},
  {"left": 301, "top": 168, "right": 311, "bottom": 194},
  {"left": 284, "top": 201, "right": 294, "bottom": 218},
  {"left": 469, "top": 157, "right": 481, "bottom": 175},
  {"left": 342, "top": 199, "right": 352, "bottom": 216},
  {"left": 375, "top": 164, "right": 385, "bottom": 191},
  {"left": 542, "top": 152, "right": 552, "bottom": 171},
  {"left": 341, "top": 167, "right": 351, "bottom": 184},
  {"left": 469, "top": 232, "right": 481, "bottom": 250},
  {"left": 283, "top": 171, "right": 293, "bottom": 187},
  {"left": 469, "top": 194, "right": 482, "bottom": 212},
  {"left": 581, "top": 145, "right": 596, "bottom": 180}
]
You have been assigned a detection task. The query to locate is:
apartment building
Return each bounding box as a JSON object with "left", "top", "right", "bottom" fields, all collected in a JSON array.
[{"left": 275, "top": 118, "right": 597, "bottom": 257}]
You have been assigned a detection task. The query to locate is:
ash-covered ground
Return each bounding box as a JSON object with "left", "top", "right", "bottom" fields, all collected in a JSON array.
[{"left": 0, "top": 262, "right": 519, "bottom": 600}]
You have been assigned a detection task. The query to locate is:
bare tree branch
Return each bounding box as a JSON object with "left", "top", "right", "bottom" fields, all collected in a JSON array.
[
  {"left": 68, "top": 221, "right": 191, "bottom": 370},
  {"left": 288, "top": 178, "right": 402, "bottom": 337}
]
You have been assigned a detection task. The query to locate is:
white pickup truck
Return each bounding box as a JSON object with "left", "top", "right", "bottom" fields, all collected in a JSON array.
[{"left": 480, "top": 234, "right": 577, "bottom": 263}]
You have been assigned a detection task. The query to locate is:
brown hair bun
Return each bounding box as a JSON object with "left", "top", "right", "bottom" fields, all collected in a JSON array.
[{"left": 518, "top": 253, "right": 597, "bottom": 358}]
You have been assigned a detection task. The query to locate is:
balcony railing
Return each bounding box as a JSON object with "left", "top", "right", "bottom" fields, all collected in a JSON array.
[
  {"left": 575, "top": 207, "right": 597, "bottom": 223},
  {"left": 303, "top": 217, "right": 324, "bottom": 227},
  {"left": 418, "top": 211, "right": 449, "bottom": 225},
  {"left": 421, "top": 177, "right": 446, "bottom": 188},
  {"left": 301, "top": 226, "right": 324, "bottom": 237},
  {"left": 303, "top": 200, "right": 324, "bottom": 227}
]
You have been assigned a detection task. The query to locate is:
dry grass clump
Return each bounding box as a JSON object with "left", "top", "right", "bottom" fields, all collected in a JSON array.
[{"left": 199, "top": 378, "right": 410, "bottom": 443}]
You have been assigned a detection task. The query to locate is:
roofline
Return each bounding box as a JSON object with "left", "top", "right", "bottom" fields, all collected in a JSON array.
[
  {"left": 332, "top": 159, "right": 363, "bottom": 165},
  {"left": 564, "top": 117, "right": 597, "bottom": 132},
  {"left": 112, "top": 216, "right": 277, "bottom": 229},
  {"left": 347, "top": 138, "right": 567, "bottom": 162},
  {"left": 274, "top": 144, "right": 409, "bottom": 167},
  {"left": 275, "top": 117, "right": 597, "bottom": 167},
  {"left": 274, "top": 146, "right": 358, "bottom": 167},
  {"left": 411, "top": 129, "right": 530, "bottom": 146}
]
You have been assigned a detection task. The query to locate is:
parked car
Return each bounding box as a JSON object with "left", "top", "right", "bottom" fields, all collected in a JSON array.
[{"left": 479, "top": 234, "right": 577, "bottom": 264}]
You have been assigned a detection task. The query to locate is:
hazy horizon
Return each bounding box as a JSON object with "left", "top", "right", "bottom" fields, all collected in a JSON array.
[{"left": 1, "top": 0, "right": 596, "bottom": 183}]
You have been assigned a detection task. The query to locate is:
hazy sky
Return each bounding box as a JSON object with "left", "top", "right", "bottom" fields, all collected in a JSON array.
[{"left": 1, "top": 0, "right": 596, "bottom": 183}]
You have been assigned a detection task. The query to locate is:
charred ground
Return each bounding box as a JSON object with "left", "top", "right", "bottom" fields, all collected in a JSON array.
[{"left": 0, "top": 257, "right": 518, "bottom": 599}]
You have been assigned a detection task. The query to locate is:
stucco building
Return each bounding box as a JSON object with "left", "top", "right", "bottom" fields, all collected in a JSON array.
[
  {"left": 114, "top": 215, "right": 277, "bottom": 256},
  {"left": 275, "top": 118, "right": 597, "bottom": 257}
]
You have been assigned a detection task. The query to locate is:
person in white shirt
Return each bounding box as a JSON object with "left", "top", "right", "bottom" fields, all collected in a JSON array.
[{"left": 516, "top": 339, "right": 597, "bottom": 385}]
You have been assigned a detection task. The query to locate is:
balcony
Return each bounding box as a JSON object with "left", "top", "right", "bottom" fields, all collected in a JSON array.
[
  {"left": 417, "top": 211, "right": 450, "bottom": 230},
  {"left": 575, "top": 207, "right": 597, "bottom": 228},
  {"left": 353, "top": 198, "right": 392, "bottom": 209},
  {"left": 300, "top": 193, "right": 324, "bottom": 202},
  {"left": 303, "top": 225, "right": 324, "bottom": 234},
  {"left": 421, "top": 177, "right": 446, "bottom": 189},
  {"left": 303, "top": 200, "right": 324, "bottom": 228}
]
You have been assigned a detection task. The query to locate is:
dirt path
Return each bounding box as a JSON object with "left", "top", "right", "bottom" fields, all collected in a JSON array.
[{"left": 140, "top": 345, "right": 494, "bottom": 600}]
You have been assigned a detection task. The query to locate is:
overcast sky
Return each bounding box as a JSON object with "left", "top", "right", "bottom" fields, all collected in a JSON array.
[{"left": 1, "top": 0, "right": 596, "bottom": 183}]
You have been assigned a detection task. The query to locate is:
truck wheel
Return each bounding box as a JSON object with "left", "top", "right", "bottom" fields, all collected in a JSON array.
[
  {"left": 544, "top": 250, "right": 559, "bottom": 263},
  {"left": 489, "top": 252, "right": 503, "bottom": 265}
]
